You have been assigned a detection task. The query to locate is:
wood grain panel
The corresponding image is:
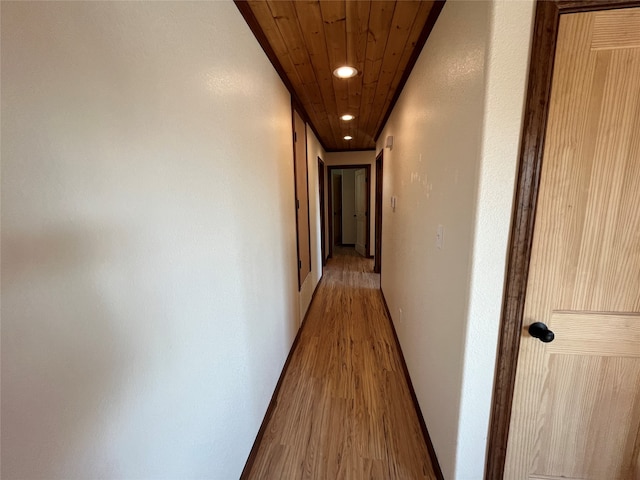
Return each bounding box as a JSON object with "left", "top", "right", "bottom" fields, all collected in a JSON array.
[
  {"left": 294, "top": 0, "right": 342, "bottom": 146},
  {"left": 372, "top": 0, "right": 435, "bottom": 137},
  {"left": 359, "top": 0, "right": 395, "bottom": 149},
  {"left": 362, "top": 1, "right": 421, "bottom": 140},
  {"left": 244, "top": 0, "right": 310, "bottom": 106},
  {"left": 592, "top": 9, "right": 640, "bottom": 49},
  {"left": 345, "top": 0, "right": 370, "bottom": 147},
  {"left": 266, "top": 2, "right": 326, "bottom": 114},
  {"left": 547, "top": 312, "right": 640, "bottom": 357},
  {"left": 536, "top": 354, "right": 640, "bottom": 479},
  {"left": 320, "top": 1, "right": 352, "bottom": 150},
  {"left": 235, "top": 1, "right": 440, "bottom": 151},
  {"left": 243, "top": 248, "right": 438, "bottom": 479},
  {"left": 294, "top": 109, "right": 311, "bottom": 288},
  {"left": 565, "top": 48, "right": 640, "bottom": 312}
]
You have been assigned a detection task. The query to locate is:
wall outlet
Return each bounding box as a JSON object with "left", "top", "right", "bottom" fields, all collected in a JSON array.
[{"left": 436, "top": 224, "right": 444, "bottom": 249}]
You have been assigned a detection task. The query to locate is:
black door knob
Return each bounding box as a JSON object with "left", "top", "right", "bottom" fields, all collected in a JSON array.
[{"left": 528, "top": 322, "right": 555, "bottom": 343}]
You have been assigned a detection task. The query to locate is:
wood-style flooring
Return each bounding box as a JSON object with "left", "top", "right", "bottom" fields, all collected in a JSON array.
[{"left": 244, "top": 247, "right": 437, "bottom": 479}]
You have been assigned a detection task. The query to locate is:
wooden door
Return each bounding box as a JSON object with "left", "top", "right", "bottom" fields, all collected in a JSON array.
[
  {"left": 293, "top": 109, "right": 311, "bottom": 288},
  {"left": 354, "top": 168, "right": 367, "bottom": 257},
  {"left": 505, "top": 8, "right": 640, "bottom": 479}
]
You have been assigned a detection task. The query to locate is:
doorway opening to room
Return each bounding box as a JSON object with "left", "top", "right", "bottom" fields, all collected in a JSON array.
[{"left": 327, "top": 165, "right": 371, "bottom": 260}]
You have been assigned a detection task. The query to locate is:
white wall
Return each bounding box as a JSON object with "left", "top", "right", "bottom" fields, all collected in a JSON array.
[
  {"left": 331, "top": 170, "right": 343, "bottom": 249},
  {"left": 326, "top": 150, "right": 376, "bottom": 256},
  {"left": 341, "top": 169, "right": 357, "bottom": 244},
  {"left": 298, "top": 126, "right": 326, "bottom": 320},
  {"left": 376, "top": 1, "right": 534, "bottom": 478},
  {"left": 1, "top": 2, "right": 300, "bottom": 479},
  {"left": 456, "top": 2, "right": 534, "bottom": 477}
]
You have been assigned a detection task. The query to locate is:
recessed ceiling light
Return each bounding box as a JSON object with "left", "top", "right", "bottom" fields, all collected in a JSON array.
[
  {"left": 344, "top": 135, "right": 353, "bottom": 140},
  {"left": 340, "top": 114, "right": 355, "bottom": 121},
  {"left": 333, "top": 66, "right": 358, "bottom": 79}
]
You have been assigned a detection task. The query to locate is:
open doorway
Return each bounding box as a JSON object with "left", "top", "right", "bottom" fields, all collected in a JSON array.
[{"left": 327, "top": 165, "right": 371, "bottom": 259}]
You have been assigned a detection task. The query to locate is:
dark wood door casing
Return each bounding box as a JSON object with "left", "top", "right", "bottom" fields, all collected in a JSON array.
[
  {"left": 293, "top": 107, "right": 311, "bottom": 290},
  {"left": 318, "top": 157, "right": 326, "bottom": 267},
  {"left": 374, "top": 151, "right": 383, "bottom": 274},
  {"left": 327, "top": 165, "right": 371, "bottom": 256},
  {"left": 328, "top": 172, "right": 341, "bottom": 258}
]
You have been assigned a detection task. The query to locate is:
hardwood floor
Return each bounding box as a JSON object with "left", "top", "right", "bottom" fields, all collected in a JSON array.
[{"left": 244, "top": 247, "right": 437, "bottom": 480}]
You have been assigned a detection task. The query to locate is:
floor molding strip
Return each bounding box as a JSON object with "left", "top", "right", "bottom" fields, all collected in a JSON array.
[
  {"left": 380, "top": 288, "right": 445, "bottom": 480},
  {"left": 239, "top": 274, "right": 324, "bottom": 479}
]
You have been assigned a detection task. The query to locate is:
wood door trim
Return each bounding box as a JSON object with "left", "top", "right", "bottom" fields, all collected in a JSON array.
[
  {"left": 380, "top": 289, "right": 444, "bottom": 480},
  {"left": 328, "top": 170, "right": 333, "bottom": 258},
  {"left": 304, "top": 125, "right": 312, "bottom": 277},
  {"left": 318, "top": 157, "right": 326, "bottom": 267},
  {"left": 327, "top": 164, "right": 371, "bottom": 256},
  {"left": 292, "top": 105, "right": 303, "bottom": 291},
  {"left": 485, "top": 1, "right": 640, "bottom": 478},
  {"left": 364, "top": 166, "right": 371, "bottom": 257},
  {"left": 374, "top": 151, "right": 383, "bottom": 274}
]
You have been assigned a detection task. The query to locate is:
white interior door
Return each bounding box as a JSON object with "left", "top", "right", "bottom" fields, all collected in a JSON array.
[{"left": 354, "top": 168, "right": 366, "bottom": 257}]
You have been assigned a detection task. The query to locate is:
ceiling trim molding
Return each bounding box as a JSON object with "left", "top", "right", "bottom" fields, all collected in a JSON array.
[{"left": 373, "top": 0, "right": 446, "bottom": 143}]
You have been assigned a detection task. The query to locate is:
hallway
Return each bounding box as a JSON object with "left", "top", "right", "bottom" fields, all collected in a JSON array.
[
  {"left": 1, "top": 2, "right": 540, "bottom": 477},
  {"left": 244, "top": 248, "right": 437, "bottom": 479}
]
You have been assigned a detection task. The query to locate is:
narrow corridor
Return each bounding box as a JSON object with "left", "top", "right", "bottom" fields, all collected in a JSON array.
[{"left": 244, "top": 248, "right": 437, "bottom": 479}]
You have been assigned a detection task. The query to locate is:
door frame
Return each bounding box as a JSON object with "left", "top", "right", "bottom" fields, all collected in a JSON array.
[
  {"left": 486, "top": 1, "right": 640, "bottom": 477},
  {"left": 292, "top": 106, "right": 311, "bottom": 291},
  {"left": 317, "top": 157, "right": 326, "bottom": 267},
  {"left": 327, "top": 164, "right": 371, "bottom": 258},
  {"left": 374, "top": 151, "right": 383, "bottom": 274}
]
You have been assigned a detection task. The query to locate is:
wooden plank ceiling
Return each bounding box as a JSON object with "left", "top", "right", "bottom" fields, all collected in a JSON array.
[{"left": 235, "top": 1, "right": 444, "bottom": 151}]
